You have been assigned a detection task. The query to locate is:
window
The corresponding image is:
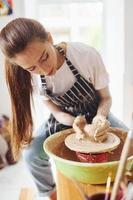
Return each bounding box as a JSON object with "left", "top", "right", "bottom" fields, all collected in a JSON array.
[{"left": 38, "top": 2, "right": 103, "bottom": 51}]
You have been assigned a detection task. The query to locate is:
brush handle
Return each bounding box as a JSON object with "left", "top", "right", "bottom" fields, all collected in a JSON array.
[{"left": 110, "top": 130, "right": 133, "bottom": 200}]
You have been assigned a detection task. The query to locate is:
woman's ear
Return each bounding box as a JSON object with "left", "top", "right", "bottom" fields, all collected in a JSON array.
[{"left": 47, "top": 32, "right": 53, "bottom": 44}]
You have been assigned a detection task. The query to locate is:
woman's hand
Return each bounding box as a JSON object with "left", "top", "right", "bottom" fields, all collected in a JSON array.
[
  {"left": 84, "top": 115, "right": 110, "bottom": 142},
  {"left": 73, "top": 116, "right": 87, "bottom": 139},
  {"left": 92, "top": 114, "right": 106, "bottom": 124}
]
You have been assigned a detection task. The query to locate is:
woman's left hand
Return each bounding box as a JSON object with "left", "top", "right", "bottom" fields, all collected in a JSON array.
[
  {"left": 84, "top": 115, "right": 110, "bottom": 142},
  {"left": 93, "top": 115, "right": 110, "bottom": 142}
]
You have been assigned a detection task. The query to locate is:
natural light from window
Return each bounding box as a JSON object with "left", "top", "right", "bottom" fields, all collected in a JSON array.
[{"left": 38, "top": 2, "right": 103, "bottom": 51}]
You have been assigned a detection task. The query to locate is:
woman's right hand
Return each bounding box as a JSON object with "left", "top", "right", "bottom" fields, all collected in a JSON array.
[{"left": 73, "top": 116, "right": 87, "bottom": 139}]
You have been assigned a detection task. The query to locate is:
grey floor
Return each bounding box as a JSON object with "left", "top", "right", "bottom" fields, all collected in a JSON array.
[{"left": 0, "top": 158, "right": 36, "bottom": 200}]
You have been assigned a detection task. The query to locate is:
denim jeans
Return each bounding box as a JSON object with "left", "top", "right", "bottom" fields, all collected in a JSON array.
[
  {"left": 23, "top": 123, "right": 56, "bottom": 197},
  {"left": 108, "top": 113, "right": 129, "bottom": 131}
]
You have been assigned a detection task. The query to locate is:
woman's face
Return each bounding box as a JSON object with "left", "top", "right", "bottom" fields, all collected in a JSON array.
[{"left": 11, "top": 35, "right": 58, "bottom": 76}]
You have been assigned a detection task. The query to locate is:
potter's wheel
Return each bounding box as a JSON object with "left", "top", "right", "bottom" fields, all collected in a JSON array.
[{"left": 65, "top": 132, "right": 120, "bottom": 153}]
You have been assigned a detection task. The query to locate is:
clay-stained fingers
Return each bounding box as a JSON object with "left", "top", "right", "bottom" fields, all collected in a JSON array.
[
  {"left": 94, "top": 133, "right": 108, "bottom": 142},
  {"left": 73, "top": 116, "right": 87, "bottom": 139},
  {"left": 84, "top": 124, "right": 108, "bottom": 142},
  {"left": 73, "top": 116, "right": 87, "bottom": 129},
  {"left": 92, "top": 116, "right": 110, "bottom": 128},
  {"left": 94, "top": 126, "right": 109, "bottom": 136},
  {"left": 92, "top": 115, "right": 106, "bottom": 124},
  {"left": 94, "top": 121, "right": 110, "bottom": 134},
  {"left": 73, "top": 122, "right": 83, "bottom": 133},
  {"left": 84, "top": 124, "right": 95, "bottom": 137},
  {"left": 73, "top": 125, "right": 85, "bottom": 139},
  {"left": 83, "top": 123, "right": 108, "bottom": 137},
  {"left": 94, "top": 131, "right": 108, "bottom": 142}
]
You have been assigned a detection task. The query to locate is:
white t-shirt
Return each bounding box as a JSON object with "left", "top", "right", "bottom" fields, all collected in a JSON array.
[{"left": 32, "top": 42, "right": 109, "bottom": 100}]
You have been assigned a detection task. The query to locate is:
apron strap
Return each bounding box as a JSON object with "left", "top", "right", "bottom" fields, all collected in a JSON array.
[
  {"left": 40, "top": 44, "right": 82, "bottom": 95},
  {"left": 55, "top": 45, "right": 80, "bottom": 79}
]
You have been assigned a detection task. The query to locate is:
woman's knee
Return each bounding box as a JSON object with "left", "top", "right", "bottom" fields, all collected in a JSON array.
[
  {"left": 22, "top": 124, "right": 49, "bottom": 165},
  {"left": 22, "top": 145, "right": 37, "bottom": 165},
  {"left": 108, "top": 113, "right": 129, "bottom": 131},
  {"left": 22, "top": 141, "right": 49, "bottom": 166}
]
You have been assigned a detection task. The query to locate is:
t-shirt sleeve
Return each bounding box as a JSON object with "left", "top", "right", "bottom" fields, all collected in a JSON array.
[{"left": 88, "top": 47, "right": 109, "bottom": 90}]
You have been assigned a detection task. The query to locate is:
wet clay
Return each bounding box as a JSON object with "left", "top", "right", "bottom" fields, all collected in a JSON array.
[{"left": 53, "top": 130, "right": 133, "bottom": 163}]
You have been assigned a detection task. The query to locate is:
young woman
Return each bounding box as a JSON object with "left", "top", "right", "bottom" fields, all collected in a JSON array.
[{"left": 0, "top": 18, "right": 128, "bottom": 200}]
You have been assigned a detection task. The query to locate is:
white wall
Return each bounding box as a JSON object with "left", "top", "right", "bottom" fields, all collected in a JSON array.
[
  {"left": 104, "top": 0, "right": 133, "bottom": 126},
  {"left": 123, "top": 0, "right": 133, "bottom": 126},
  {"left": 0, "top": 0, "right": 25, "bottom": 116},
  {"left": 103, "top": 0, "right": 124, "bottom": 120},
  {"left": 0, "top": 0, "right": 48, "bottom": 128}
]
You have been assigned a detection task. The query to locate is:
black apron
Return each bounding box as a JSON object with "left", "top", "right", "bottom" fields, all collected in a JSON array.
[{"left": 40, "top": 46, "right": 100, "bottom": 136}]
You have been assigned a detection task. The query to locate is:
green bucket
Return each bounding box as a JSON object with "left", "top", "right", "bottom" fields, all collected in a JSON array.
[{"left": 43, "top": 128, "right": 133, "bottom": 184}]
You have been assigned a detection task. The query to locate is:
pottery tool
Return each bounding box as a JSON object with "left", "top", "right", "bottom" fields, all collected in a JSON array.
[
  {"left": 65, "top": 132, "right": 120, "bottom": 154},
  {"left": 104, "top": 172, "right": 112, "bottom": 200},
  {"left": 110, "top": 128, "right": 133, "bottom": 200}
]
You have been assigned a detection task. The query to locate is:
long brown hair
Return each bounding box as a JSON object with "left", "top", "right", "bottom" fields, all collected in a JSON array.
[{"left": 0, "top": 18, "right": 48, "bottom": 158}]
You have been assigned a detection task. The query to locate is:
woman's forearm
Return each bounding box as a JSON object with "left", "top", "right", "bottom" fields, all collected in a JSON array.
[
  {"left": 96, "top": 96, "right": 112, "bottom": 118},
  {"left": 54, "top": 111, "right": 75, "bottom": 126},
  {"left": 43, "top": 99, "right": 75, "bottom": 126}
]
